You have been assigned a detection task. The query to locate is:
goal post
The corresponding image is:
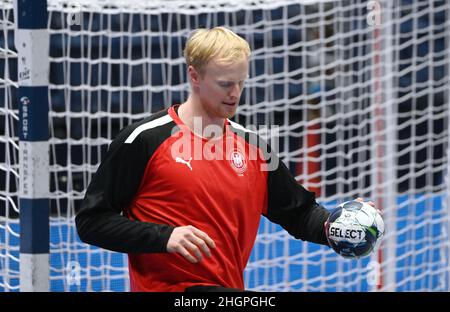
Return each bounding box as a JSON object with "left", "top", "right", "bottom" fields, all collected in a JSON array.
[
  {"left": 1, "top": 0, "right": 449, "bottom": 291},
  {"left": 372, "top": 0, "right": 397, "bottom": 291},
  {"left": 14, "top": 0, "right": 50, "bottom": 292}
]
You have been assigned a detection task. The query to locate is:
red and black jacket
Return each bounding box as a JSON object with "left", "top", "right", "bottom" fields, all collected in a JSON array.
[{"left": 76, "top": 105, "right": 329, "bottom": 292}]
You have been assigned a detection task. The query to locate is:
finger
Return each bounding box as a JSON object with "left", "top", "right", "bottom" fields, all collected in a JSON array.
[
  {"left": 183, "top": 240, "right": 204, "bottom": 262},
  {"left": 368, "top": 201, "right": 375, "bottom": 207},
  {"left": 189, "top": 235, "right": 212, "bottom": 258},
  {"left": 176, "top": 245, "right": 198, "bottom": 264},
  {"left": 191, "top": 227, "right": 216, "bottom": 249}
]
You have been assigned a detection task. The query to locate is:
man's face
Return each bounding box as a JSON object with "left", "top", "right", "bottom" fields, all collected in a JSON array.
[{"left": 191, "top": 56, "right": 249, "bottom": 119}]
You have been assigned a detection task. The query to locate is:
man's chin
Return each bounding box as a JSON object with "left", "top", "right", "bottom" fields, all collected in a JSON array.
[
  {"left": 222, "top": 106, "right": 237, "bottom": 119},
  {"left": 223, "top": 112, "right": 236, "bottom": 120}
]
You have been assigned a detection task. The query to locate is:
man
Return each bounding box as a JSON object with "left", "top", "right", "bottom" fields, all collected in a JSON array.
[{"left": 76, "top": 27, "right": 331, "bottom": 292}]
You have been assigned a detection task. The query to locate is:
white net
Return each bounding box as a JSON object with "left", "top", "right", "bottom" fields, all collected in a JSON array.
[{"left": 1, "top": 0, "right": 449, "bottom": 291}]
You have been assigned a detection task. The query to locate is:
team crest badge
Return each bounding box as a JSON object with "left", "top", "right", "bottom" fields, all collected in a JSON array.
[{"left": 229, "top": 150, "right": 247, "bottom": 176}]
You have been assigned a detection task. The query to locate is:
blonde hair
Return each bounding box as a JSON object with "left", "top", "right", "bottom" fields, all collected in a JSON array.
[{"left": 184, "top": 27, "right": 251, "bottom": 73}]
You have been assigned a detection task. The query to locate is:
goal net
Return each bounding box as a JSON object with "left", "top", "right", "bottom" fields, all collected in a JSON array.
[{"left": 1, "top": 0, "right": 449, "bottom": 291}]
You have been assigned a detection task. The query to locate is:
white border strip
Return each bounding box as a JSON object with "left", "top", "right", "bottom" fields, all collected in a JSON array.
[{"left": 125, "top": 114, "right": 173, "bottom": 144}]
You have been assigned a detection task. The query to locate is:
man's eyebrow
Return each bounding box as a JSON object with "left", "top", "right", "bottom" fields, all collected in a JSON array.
[{"left": 217, "top": 77, "right": 248, "bottom": 82}]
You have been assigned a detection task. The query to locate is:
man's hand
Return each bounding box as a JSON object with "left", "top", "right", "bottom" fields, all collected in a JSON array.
[
  {"left": 166, "top": 225, "right": 216, "bottom": 263},
  {"left": 355, "top": 197, "right": 383, "bottom": 215}
]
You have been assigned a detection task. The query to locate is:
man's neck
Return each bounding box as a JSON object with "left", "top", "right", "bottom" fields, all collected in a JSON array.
[{"left": 178, "top": 99, "right": 225, "bottom": 139}]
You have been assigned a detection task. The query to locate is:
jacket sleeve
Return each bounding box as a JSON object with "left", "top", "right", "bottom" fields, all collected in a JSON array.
[
  {"left": 263, "top": 151, "right": 330, "bottom": 246},
  {"left": 75, "top": 129, "right": 174, "bottom": 253}
]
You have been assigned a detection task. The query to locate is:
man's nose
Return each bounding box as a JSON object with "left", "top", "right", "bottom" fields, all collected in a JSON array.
[{"left": 229, "top": 83, "right": 241, "bottom": 99}]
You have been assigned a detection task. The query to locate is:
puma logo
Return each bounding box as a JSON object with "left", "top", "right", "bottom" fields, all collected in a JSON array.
[{"left": 175, "top": 157, "right": 193, "bottom": 171}]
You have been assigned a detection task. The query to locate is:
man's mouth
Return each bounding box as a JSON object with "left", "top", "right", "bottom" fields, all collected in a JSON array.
[{"left": 222, "top": 102, "right": 236, "bottom": 106}]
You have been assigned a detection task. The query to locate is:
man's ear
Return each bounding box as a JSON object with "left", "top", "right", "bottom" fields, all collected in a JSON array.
[{"left": 188, "top": 65, "right": 201, "bottom": 86}]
